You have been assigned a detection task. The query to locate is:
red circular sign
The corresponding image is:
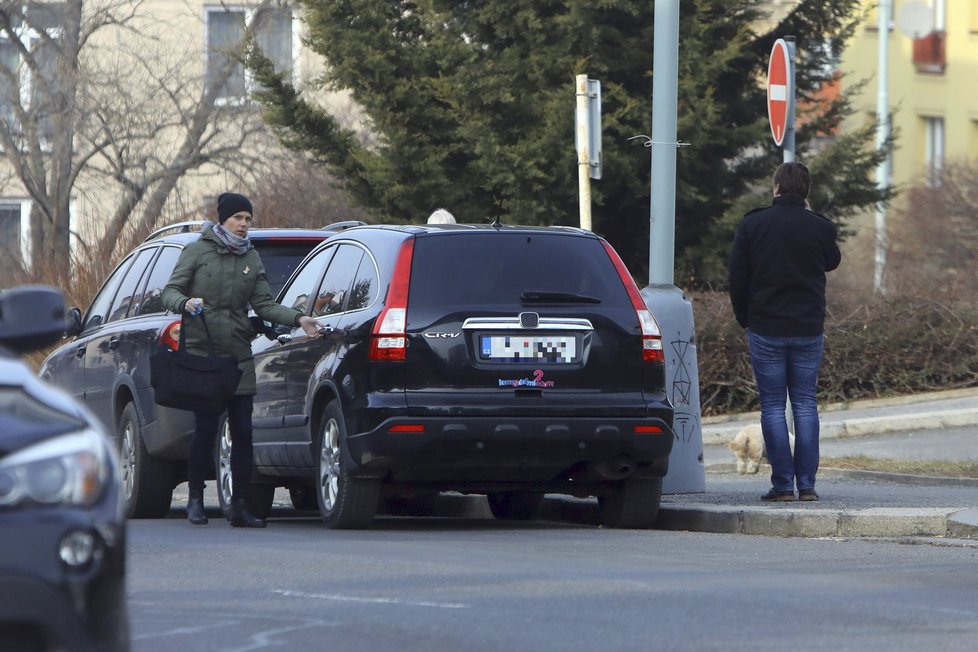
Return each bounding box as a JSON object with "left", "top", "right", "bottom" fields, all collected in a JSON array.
[{"left": 767, "top": 39, "right": 791, "bottom": 147}]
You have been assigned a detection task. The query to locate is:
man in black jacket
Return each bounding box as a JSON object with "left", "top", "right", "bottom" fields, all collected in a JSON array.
[{"left": 728, "top": 162, "right": 842, "bottom": 502}]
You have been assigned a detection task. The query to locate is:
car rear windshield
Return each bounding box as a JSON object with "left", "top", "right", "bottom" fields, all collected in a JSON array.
[
  {"left": 254, "top": 240, "right": 325, "bottom": 296},
  {"left": 409, "top": 232, "right": 631, "bottom": 309}
]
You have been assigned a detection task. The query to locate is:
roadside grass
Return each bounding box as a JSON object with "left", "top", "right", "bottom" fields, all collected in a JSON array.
[{"left": 821, "top": 455, "right": 978, "bottom": 479}]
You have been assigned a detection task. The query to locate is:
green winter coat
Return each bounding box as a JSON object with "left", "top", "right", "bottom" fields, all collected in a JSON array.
[{"left": 162, "top": 226, "right": 301, "bottom": 395}]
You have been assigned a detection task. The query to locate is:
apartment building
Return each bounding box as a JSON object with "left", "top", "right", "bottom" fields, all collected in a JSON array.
[
  {"left": 836, "top": 0, "right": 978, "bottom": 290},
  {"left": 0, "top": 1, "right": 338, "bottom": 271}
]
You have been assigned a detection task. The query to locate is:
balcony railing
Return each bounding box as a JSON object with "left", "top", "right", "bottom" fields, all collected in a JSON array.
[{"left": 913, "top": 31, "right": 945, "bottom": 74}]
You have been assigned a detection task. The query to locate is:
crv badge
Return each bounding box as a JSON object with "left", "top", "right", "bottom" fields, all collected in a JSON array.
[{"left": 423, "top": 332, "right": 460, "bottom": 338}]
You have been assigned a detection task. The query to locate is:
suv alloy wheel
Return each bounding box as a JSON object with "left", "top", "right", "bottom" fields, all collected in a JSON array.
[
  {"left": 316, "top": 400, "right": 380, "bottom": 529},
  {"left": 214, "top": 418, "right": 274, "bottom": 519},
  {"left": 118, "top": 402, "right": 172, "bottom": 518}
]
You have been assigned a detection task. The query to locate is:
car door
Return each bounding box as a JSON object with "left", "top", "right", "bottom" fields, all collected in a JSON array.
[
  {"left": 121, "top": 245, "right": 183, "bottom": 431},
  {"left": 251, "top": 245, "right": 335, "bottom": 468},
  {"left": 41, "top": 257, "right": 133, "bottom": 406},
  {"left": 83, "top": 247, "right": 157, "bottom": 430},
  {"left": 41, "top": 254, "right": 132, "bottom": 425},
  {"left": 282, "top": 244, "right": 365, "bottom": 468}
]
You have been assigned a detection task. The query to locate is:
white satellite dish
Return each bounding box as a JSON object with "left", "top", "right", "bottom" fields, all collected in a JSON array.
[{"left": 897, "top": 1, "right": 935, "bottom": 39}]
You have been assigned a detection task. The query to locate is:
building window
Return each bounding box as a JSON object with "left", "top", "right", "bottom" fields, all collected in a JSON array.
[
  {"left": 0, "top": 2, "right": 65, "bottom": 143},
  {"left": 205, "top": 4, "right": 294, "bottom": 103},
  {"left": 923, "top": 116, "right": 944, "bottom": 186},
  {"left": 911, "top": 0, "right": 947, "bottom": 73},
  {"left": 0, "top": 200, "right": 29, "bottom": 263}
]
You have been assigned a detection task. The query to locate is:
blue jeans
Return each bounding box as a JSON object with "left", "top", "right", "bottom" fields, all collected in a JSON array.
[{"left": 747, "top": 330, "right": 824, "bottom": 492}]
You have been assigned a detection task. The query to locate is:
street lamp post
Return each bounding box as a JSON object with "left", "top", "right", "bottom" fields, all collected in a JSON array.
[{"left": 874, "top": 0, "right": 891, "bottom": 294}]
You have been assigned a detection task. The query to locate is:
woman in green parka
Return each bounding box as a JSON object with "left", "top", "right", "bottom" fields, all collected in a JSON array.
[{"left": 162, "top": 192, "right": 321, "bottom": 528}]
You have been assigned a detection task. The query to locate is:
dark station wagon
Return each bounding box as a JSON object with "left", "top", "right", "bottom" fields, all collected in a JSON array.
[{"left": 40, "top": 221, "right": 361, "bottom": 518}]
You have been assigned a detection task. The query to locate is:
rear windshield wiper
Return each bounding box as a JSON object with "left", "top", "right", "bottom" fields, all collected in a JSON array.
[{"left": 520, "top": 291, "right": 601, "bottom": 304}]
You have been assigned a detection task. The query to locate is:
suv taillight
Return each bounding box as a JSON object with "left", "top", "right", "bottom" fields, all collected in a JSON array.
[
  {"left": 601, "top": 240, "right": 664, "bottom": 363},
  {"left": 159, "top": 319, "right": 181, "bottom": 351},
  {"left": 370, "top": 239, "right": 415, "bottom": 361}
]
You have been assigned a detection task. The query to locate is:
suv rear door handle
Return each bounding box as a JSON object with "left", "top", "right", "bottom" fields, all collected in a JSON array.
[
  {"left": 75, "top": 345, "right": 86, "bottom": 358},
  {"left": 108, "top": 337, "right": 120, "bottom": 351}
]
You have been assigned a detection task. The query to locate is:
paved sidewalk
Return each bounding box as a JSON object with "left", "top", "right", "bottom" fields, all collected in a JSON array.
[{"left": 659, "top": 387, "right": 978, "bottom": 540}]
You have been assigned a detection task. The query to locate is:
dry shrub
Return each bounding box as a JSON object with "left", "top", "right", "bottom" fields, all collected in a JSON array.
[
  {"left": 693, "top": 288, "right": 978, "bottom": 416},
  {"left": 248, "top": 159, "right": 368, "bottom": 228},
  {"left": 691, "top": 291, "right": 757, "bottom": 415}
]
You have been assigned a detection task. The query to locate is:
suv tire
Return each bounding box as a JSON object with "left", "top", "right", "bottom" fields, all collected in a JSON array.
[
  {"left": 487, "top": 491, "right": 544, "bottom": 520},
  {"left": 316, "top": 399, "right": 379, "bottom": 529},
  {"left": 118, "top": 402, "right": 173, "bottom": 518},
  {"left": 215, "top": 418, "right": 275, "bottom": 519},
  {"left": 598, "top": 478, "right": 662, "bottom": 529}
]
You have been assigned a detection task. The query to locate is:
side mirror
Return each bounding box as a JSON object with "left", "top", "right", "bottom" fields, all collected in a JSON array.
[
  {"left": 0, "top": 286, "right": 68, "bottom": 354},
  {"left": 65, "top": 307, "right": 83, "bottom": 337}
]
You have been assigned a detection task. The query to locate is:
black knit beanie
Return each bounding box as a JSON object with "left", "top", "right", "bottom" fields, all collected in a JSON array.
[{"left": 217, "top": 192, "right": 253, "bottom": 223}]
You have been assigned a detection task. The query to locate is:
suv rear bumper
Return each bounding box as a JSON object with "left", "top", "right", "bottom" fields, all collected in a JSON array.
[{"left": 346, "top": 415, "right": 674, "bottom": 484}]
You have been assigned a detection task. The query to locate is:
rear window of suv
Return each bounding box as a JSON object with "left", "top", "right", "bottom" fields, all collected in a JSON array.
[
  {"left": 254, "top": 240, "right": 327, "bottom": 296},
  {"left": 409, "top": 232, "right": 631, "bottom": 309}
]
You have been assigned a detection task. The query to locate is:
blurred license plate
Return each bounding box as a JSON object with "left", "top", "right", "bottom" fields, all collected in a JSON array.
[{"left": 479, "top": 335, "right": 577, "bottom": 363}]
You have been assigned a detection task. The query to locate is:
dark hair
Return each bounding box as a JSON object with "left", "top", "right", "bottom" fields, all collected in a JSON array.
[{"left": 773, "top": 162, "right": 810, "bottom": 199}]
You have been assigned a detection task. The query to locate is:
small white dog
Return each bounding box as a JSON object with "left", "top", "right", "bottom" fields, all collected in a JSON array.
[{"left": 728, "top": 406, "right": 795, "bottom": 475}]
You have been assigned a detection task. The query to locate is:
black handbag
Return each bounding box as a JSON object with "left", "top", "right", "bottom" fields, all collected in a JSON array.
[{"left": 150, "top": 311, "right": 242, "bottom": 413}]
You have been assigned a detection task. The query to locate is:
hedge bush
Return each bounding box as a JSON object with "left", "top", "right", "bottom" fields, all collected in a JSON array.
[{"left": 693, "top": 290, "right": 978, "bottom": 416}]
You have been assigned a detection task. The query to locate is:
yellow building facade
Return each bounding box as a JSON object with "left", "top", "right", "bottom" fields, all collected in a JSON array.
[{"left": 837, "top": 0, "right": 978, "bottom": 291}]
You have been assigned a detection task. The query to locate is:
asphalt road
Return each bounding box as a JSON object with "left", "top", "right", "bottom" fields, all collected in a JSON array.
[{"left": 127, "top": 515, "right": 978, "bottom": 652}]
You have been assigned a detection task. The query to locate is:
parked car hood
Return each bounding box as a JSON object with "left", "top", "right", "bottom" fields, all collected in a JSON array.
[{"left": 0, "top": 349, "right": 95, "bottom": 456}]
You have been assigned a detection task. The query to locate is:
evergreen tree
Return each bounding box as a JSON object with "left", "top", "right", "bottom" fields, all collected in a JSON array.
[{"left": 249, "top": 0, "right": 890, "bottom": 286}]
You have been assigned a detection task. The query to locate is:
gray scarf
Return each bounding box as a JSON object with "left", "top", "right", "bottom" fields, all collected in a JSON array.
[{"left": 203, "top": 220, "right": 253, "bottom": 255}]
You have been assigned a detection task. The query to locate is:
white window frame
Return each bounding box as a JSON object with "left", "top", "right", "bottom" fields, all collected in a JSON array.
[
  {"left": 0, "top": 199, "right": 32, "bottom": 267},
  {"left": 203, "top": 3, "right": 298, "bottom": 106},
  {"left": 923, "top": 115, "right": 945, "bottom": 186},
  {"left": 0, "top": 5, "right": 63, "bottom": 149}
]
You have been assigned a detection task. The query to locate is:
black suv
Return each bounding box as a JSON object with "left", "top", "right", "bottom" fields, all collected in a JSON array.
[
  {"left": 233, "top": 223, "right": 674, "bottom": 528},
  {"left": 39, "top": 222, "right": 359, "bottom": 518}
]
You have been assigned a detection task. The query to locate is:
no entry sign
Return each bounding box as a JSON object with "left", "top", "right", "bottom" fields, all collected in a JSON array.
[{"left": 767, "top": 39, "right": 792, "bottom": 147}]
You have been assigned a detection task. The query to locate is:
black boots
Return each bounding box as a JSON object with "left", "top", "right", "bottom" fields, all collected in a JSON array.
[
  {"left": 187, "top": 490, "right": 208, "bottom": 525},
  {"left": 188, "top": 491, "right": 266, "bottom": 528},
  {"left": 228, "top": 498, "right": 266, "bottom": 528}
]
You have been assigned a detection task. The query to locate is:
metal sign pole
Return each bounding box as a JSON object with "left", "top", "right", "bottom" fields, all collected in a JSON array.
[
  {"left": 575, "top": 74, "right": 592, "bottom": 231},
  {"left": 783, "top": 36, "right": 796, "bottom": 163}
]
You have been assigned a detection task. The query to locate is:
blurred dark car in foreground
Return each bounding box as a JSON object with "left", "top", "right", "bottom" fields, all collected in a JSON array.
[
  {"left": 40, "top": 221, "right": 359, "bottom": 518},
  {"left": 0, "top": 286, "right": 129, "bottom": 652},
  {"left": 227, "top": 223, "right": 675, "bottom": 529}
]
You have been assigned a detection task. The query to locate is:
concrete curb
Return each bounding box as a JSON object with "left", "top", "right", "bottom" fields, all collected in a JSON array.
[
  {"left": 947, "top": 509, "right": 978, "bottom": 538},
  {"left": 655, "top": 504, "right": 957, "bottom": 538},
  {"left": 701, "top": 407, "right": 978, "bottom": 446},
  {"left": 438, "top": 494, "right": 977, "bottom": 540},
  {"left": 707, "top": 463, "right": 978, "bottom": 488}
]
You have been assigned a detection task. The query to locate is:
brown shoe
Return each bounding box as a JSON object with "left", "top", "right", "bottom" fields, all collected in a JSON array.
[
  {"left": 761, "top": 488, "right": 795, "bottom": 502},
  {"left": 798, "top": 489, "right": 819, "bottom": 502}
]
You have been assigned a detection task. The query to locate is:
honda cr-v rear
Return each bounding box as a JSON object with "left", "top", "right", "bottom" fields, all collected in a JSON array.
[{"left": 246, "top": 224, "right": 674, "bottom": 529}]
